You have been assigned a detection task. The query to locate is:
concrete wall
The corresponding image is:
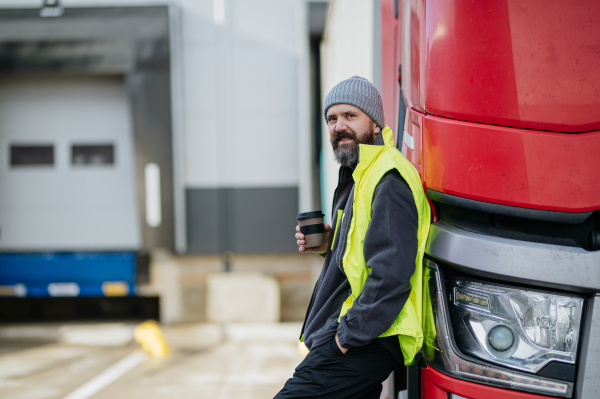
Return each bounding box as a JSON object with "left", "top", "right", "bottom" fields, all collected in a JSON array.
[
  {"left": 176, "top": 0, "right": 303, "bottom": 253},
  {"left": 145, "top": 251, "right": 323, "bottom": 323},
  {"left": 181, "top": 0, "right": 305, "bottom": 253},
  {"left": 177, "top": 0, "right": 300, "bottom": 190}
]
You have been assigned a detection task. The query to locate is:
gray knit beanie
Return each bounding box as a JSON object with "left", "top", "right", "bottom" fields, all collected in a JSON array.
[{"left": 323, "top": 76, "right": 384, "bottom": 128}]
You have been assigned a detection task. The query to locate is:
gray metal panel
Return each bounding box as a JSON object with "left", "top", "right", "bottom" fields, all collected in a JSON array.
[
  {"left": 168, "top": 5, "right": 186, "bottom": 254},
  {"left": 127, "top": 71, "right": 174, "bottom": 250},
  {"left": 308, "top": 2, "right": 329, "bottom": 38},
  {"left": 0, "top": 7, "right": 169, "bottom": 40},
  {"left": 229, "top": 187, "right": 298, "bottom": 253},
  {"left": 186, "top": 187, "right": 298, "bottom": 254},
  {"left": 0, "top": 7, "right": 170, "bottom": 73},
  {"left": 426, "top": 221, "right": 600, "bottom": 293},
  {"left": 576, "top": 295, "right": 600, "bottom": 399},
  {"left": 186, "top": 189, "right": 220, "bottom": 253}
]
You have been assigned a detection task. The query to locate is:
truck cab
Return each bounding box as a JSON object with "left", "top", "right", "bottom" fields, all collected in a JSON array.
[{"left": 381, "top": 1, "right": 600, "bottom": 398}]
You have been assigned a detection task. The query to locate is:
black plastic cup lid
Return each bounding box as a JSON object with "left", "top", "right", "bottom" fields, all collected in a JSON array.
[{"left": 297, "top": 210, "right": 325, "bottom": 220}]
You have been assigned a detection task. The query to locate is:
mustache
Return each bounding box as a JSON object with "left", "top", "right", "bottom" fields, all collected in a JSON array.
[{"left": 333, "top": 131, "right": 357, "bottom": 143}]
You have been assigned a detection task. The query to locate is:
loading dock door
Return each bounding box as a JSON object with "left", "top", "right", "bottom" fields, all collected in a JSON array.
[{"left": 0, "top": 75, "right": 140, "bottom": 251}]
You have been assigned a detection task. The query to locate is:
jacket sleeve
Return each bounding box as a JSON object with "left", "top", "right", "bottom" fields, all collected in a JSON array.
[{"left": 336, "top": 170, "right": 418, "bottom": 349}]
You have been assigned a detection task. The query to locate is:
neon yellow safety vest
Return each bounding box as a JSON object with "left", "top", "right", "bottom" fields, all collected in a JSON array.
[{"left": 337, "top": 125, "right": 431, "bottom": 365}]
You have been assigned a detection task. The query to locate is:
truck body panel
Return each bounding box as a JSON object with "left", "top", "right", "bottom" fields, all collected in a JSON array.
[
  {"left": 424, "top": 116, "right": 600, "bottom": 212},
  {"left": 425, "top": 0, "right": 600, "bottom": 133}
]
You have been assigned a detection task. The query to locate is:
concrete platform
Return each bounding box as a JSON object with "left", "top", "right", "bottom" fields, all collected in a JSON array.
[
  {"left": 148, "top": 251, "right": 323, "bottom": 324},
  {"left": 206, "top": 272, "right": 280, "bottom": 323}
]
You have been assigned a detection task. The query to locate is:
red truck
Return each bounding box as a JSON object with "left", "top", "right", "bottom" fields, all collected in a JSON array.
[{"left": 379, "top": 1, "right": 600, "bottom": 398}]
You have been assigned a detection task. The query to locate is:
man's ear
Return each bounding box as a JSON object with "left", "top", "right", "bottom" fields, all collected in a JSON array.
[{"left": 374, "top": 124, "right": 381, "bottom": 134}]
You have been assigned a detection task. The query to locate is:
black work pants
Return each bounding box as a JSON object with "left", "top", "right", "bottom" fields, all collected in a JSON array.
[{"left": 274, "top": 337, "right": 399, "bottom": 399}]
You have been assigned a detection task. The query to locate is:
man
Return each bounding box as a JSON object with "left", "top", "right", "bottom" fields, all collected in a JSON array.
[{"left": 275, "top": 76, "right": 431, "bottom": 399}]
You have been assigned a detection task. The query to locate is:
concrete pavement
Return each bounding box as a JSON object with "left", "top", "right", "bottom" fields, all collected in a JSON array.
[{"left": 0, "top": 322, "right": 306, "bottom": 399}]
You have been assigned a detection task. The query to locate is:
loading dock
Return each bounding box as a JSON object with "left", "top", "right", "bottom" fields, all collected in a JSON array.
[{"left": 0, "top": 5, "right": 180, "bottom": 315}]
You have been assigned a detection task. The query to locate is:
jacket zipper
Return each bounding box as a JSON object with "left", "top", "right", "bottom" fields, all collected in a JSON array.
[{"left": 299, "top": 167, "right": 346, "bottom": 341}]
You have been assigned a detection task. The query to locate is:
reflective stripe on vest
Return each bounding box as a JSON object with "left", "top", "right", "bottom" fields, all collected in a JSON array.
[{"left": 337, "top": 126, "right": 431, "bottom": 365}]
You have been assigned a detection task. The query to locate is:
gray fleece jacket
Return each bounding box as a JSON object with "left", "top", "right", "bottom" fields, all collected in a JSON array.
[{"left": 300, "top": 134, "right": 418, "bottom": 358}]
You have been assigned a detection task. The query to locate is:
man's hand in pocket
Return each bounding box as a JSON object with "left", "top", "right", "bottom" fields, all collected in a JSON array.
[{"left": 335, "top": 334, "right": 348, "bottom": 354}]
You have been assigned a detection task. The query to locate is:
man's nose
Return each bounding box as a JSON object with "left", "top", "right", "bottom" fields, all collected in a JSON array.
[{"left": 335, "top": 120, "right": 348, "bottom": 132}]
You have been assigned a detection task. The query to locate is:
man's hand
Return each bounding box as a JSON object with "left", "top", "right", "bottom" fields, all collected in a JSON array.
[
  {"left": 295, "top": 224, "right": 331, "bottom": 254},
  {"left": 335, "top": 334, "right": 348, "bottom": 354}
]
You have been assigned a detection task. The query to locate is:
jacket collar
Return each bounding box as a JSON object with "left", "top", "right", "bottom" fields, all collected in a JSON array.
[
  {"left": 353, "top": 126, "right": 393, "bottom": 181},
  {"left": 372, "top": 129, "right": 385, "bottom": 146}
]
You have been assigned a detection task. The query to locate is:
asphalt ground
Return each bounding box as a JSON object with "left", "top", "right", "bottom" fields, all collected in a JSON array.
[{"left": 0, "top": 322, "right": 306, "bottom": 399}]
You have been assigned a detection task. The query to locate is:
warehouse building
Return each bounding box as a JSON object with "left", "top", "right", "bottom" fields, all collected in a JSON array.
[{"left": 0, "top": 0, "right": 382, "bottom": 323}]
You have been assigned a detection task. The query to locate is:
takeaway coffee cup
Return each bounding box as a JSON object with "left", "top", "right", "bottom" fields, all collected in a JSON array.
[{"left": 297, "top": 211, "right": 326, "bottom": 248}]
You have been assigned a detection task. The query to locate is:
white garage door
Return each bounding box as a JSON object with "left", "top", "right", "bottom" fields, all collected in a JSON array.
[{"left": 0, "top": 75, "right": 140, "bottom": 251}]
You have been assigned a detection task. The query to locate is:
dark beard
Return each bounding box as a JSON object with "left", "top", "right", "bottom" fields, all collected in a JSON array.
[{"left": 331, "top": 125, "right": 376, "bottom": 167}]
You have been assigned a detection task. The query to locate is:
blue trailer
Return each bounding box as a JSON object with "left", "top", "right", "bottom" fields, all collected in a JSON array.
[{"left": 0, "top": 252, "right": 138, "bottom": 298}]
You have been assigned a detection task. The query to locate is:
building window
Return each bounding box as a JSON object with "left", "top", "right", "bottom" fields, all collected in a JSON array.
[
  {"left": 10, "top": 145, "right": 54, "bottom": 166},
  {"left": 71, "top": 144, "right": 114, "bottom": 165}
]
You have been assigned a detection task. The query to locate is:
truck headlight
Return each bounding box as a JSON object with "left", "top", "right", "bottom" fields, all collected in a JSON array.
[
  {"left": 451, "top": 278, "right": 584, "bottom": 373},
  {"left": 423, "top": 260, "right": 579, "bottom": 397}
]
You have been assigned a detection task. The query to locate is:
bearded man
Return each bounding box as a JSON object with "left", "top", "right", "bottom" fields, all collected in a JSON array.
[{"left": 275, "top": 76, "right": 431, "bottom": 399}]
